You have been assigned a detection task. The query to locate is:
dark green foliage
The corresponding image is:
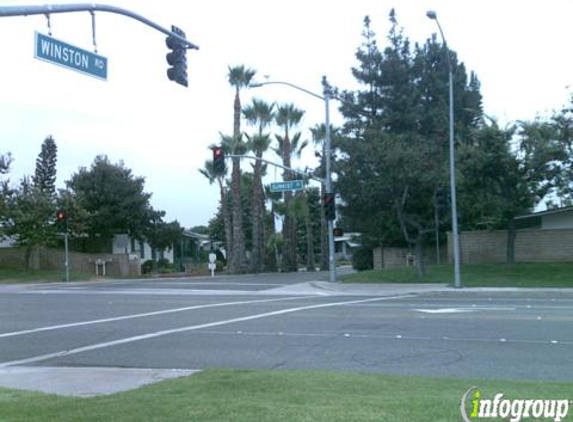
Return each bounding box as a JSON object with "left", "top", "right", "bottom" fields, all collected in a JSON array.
[
  {"left": 0, "top": 152, "right": 12, "bottom": 220},
  {"left": 351, "top": 246, "right": 373, "bottom": 271},
  {"left": 458, "top": 118, "right": 571, "bottom": 263},
  {"left": 142, "top": 259, "right": 154, "bottom": 274},
  {"left": 33, "top": 135, "right": 58, "bottom": 197},
  {"left": 295, "top": 187, "right": 321, "bottom": 270},
  {"left": 66, "top": 155, "right": 153, "bottom": 242},
  {"left": 335, "top": 12, "right": 483, "bottom": 276},
  {"left": 3, "top": 177, "right": 58, "bottom": 269}
]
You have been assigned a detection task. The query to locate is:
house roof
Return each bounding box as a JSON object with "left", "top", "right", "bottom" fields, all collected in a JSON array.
[
  {"left": 514, "top": 205, "right": 573, "bottom": 220},
  {"left": 183, "top": 230, "right": 210, "bottom": 240}
]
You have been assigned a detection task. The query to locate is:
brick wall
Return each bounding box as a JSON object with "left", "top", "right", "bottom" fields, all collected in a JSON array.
[
  {"left": 0, "top": 247, "right": 141, "bottom": 277},
  {"left": 447, "top": 229, "right": 573, "bottom": 264},
  {"left": 373, "top": 246, "right": 447, "bottom": 269}
]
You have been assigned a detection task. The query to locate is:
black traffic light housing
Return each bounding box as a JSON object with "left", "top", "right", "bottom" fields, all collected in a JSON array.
[
  {"left": 333, "top": 227, "right": 344, "bottom": 237},
  {"left": 323, "top": 193, "right": 336, "bottom": 221},
  {"left": 166, "top": 25, "right": 188, "bottom": 87},
  {"left": 213, "top": 147, "right": 225, "bottom": 174},
  {"left": 56, "top": 209, "right": 68, "bottom": 232}
]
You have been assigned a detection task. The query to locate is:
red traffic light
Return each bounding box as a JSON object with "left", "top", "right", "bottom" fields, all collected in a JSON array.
[
  {"left": 56, "top": 210, "right": 67, "bottom": 222},
  {"left": 213, "top": 147, "right": 225, "bottom": 173},
  {"left": 333, "top": 228, "right": 344, "bottom": 237}
]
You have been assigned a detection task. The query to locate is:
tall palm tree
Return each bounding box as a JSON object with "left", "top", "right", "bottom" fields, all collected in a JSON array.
[
  {"left": 199, "top": 157, "right": 232, "bottom": 266},
  {"left": 275, "top": 103, "right": 306, "bottom": 272},
  {"left": 227, "top": 65, "right": 256, "bottom": 273},
  {"left": 244, "top": 99, "right": 275, "bottom": 272}
]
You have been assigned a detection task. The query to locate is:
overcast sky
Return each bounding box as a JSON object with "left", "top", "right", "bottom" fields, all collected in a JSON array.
[{"left": 1, "top": 0, "right": 572, "bottom": 228}]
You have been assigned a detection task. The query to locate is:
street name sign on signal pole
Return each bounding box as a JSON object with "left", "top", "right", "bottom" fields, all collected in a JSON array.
[
  {"left": 34, "top": 32, "right": 108, "bottom": 80},
  {"left": 270, "top": 180, "right": 304, "bottom": 193}
]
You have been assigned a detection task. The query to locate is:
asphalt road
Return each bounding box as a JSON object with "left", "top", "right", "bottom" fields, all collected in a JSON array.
[{"left": 1, "top": 272, "right": 572, "bottom": 389}]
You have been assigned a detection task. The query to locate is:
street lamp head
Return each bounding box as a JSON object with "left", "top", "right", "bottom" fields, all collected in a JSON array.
[
  {"left": 426, "top": 10, "right": 437, "bottom": 20},
  {"left": 248, "top": 82, "right": 263, "bottom": 88}
]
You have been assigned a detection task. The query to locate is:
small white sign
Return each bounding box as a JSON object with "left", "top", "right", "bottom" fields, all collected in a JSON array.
[{"left": 208, "top": 253, "right": 216, "bottom": 263}]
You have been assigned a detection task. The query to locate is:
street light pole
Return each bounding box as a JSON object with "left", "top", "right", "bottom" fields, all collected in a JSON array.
[
  {"left": 426, "top": 10, "right": 462, "bottom": 288},
  {"left": 250, "top": 80, "right": 337, "bottom": 283}
]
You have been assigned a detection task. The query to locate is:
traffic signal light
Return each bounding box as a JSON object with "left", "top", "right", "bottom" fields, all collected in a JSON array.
[
  {"left": 213, "top": 147, "right": 225, "bottom": 174},
  {"left": 166, "top": 25, "right": 188, "bottom": 87},
  {"left": 323, "top": 193, "right": 336, "bottom": 221},
  {"left": 333, "top": 227, "right": 344, "bottom": 237},
  {"left": 435, "top": 187, "right": 446, "bottom": 210},
  {"left": 56, "top": 209, "right": 67, "bottom": 223},
  {"left": 56, "top": 209, "right": 68, "bottom": 232}
]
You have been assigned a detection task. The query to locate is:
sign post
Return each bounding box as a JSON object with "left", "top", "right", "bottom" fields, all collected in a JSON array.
[
  {"left": 34, "top": 32, "right": 108, "bottom": 80},
  {"left": 208, "top": 253, "right": 216, "bottom": 278}
]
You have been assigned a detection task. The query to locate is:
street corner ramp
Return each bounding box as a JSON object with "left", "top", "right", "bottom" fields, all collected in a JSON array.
[
  {"left": 264, "top": 281, "right": 447, "bottom": 296},
  {"left": 0, "top": 366, "right": 198, "bottom": 397}
]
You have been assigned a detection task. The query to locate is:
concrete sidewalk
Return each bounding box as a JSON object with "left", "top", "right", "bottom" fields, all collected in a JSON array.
[
  {"left": 0, "top": 366, "right": 197, "bottom": 397},
  {"left": 266, "top": 281, "right": 449, "bottom": 296},
  {"left": 267, "top": 281, "right": 573, "bottom": 297}
]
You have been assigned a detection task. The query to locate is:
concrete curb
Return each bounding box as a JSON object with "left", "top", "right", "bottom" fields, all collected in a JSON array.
[{"left": 0, "top": 366, "right": 198, "bottom": 397}]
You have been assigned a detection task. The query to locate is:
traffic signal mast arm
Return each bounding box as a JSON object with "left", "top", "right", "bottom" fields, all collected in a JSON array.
[
  {"left": 227, "top": 154, "right": 324, "bottom": 184},
  {"left": 0, "top": 3, "right": 199, "bottom": 50}
]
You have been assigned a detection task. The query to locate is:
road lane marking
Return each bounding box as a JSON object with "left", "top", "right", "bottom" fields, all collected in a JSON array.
[
  {"left": 0, "top": 296, "right": 308, "bottom": 339},
  {"left": 160, "top": 329, "right": 573, "bottom": 347},
  {"left": 414, "top": 307, "right": 515, "bottom": 314},
  {"left": 0, "top": 295, "right": 409, "bottom": 368}
]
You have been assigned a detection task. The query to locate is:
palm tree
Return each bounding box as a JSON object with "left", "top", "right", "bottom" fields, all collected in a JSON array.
[
  {"left": 274, "top": 103, "right": 306, "bottom": 272},
  {"left": 227, "top": 65, "right": 256, "bottom": 273},
  {"left": 244, "top": 99, "right": 275, "bottom": 272},
  {"left": 199, "top": 157, "right": 232, "bottom": 266}
]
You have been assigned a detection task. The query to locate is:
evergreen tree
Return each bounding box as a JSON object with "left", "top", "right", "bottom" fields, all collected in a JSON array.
[
  {"left": 335, "top": 11, "right": 484, "bottom": 276},
  {"left": 33, "top": 135, "right": 58, "bottom": 198}
]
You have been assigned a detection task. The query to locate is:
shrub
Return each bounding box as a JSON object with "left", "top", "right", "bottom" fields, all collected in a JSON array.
[
  {"left": 352, "top": 247, "right": 373, "bottom": 271},
  {"left": 141, "top": 259, "right": 154, "bottom": 274}
]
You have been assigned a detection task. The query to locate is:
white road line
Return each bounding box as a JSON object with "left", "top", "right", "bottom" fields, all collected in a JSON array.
[
  {"left": 188, "top": 330, "right": 573, "bottom": 346},
  {"left": 0, "top": 295, "right": 408, "bottom": 368},
  {"left": 66, "top": 282, "right": 284, "bottom": 288},
  {"left": 0, "top": 296, "right": 307, "bottom": 339}
]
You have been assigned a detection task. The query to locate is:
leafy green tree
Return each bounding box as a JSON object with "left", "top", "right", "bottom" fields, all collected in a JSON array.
[
  {"left": 0, "top": 152, "right": 12, "bottom": 222},
  {"left": 335, "top": 12, "right": 484, "bottom": 276},
  {"left": 295, "top": 187, "right": 321, "bottom": 271},
  {"left": 144, "top": 212, "right": 183, "bottom": 273},
  {"left": 227, "top": 65, "right": 256, "bottom": 273},
  {"left": 541, "top": 96, "right": 573, "bottom": 206},
  {"left": 274, "top": 103, "right": 306, "bottom": 271},
  {"left": 56, "top": 188, "right": 91, "bottom": 238},
  {"left": 189, "top": 225, "right": 209, "bottom": 235},
  {"left": 33, "top": 135, "right": 58, "bottom": 198},
  {"left": 243, "top": 98, "right": 274, "bottom": 273},
  {"left": 4, "top": 177, "right": 57, "bottom": 269},
  {"left": 458, "top": 118, "right": 569, "bottom": 263},
  {"left": 66, "top": 155, "right": 153, "bottom": 246}
]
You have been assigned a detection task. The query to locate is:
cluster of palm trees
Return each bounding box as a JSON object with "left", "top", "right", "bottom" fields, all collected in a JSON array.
[{"left": 200, "top": 65, "right": 328, "bottom": 274}]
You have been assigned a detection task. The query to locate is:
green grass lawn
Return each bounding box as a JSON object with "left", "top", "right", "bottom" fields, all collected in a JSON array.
[
  {"left": 0, "top": 369, "right": 571, "bottom": 422},
  {"left": 341, "top": 262, "right": 573, "bottom": 288},
  {"left": 0, "top": 268, "right": 95, "bottom": 284}
]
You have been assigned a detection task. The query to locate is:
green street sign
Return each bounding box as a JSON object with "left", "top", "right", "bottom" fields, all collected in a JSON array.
[
  {"left": 34, "top": 32, "right": 107, "bottom": 80},
  {"left": 270, "top": 180, "right": 304, "bottom": 193}
]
